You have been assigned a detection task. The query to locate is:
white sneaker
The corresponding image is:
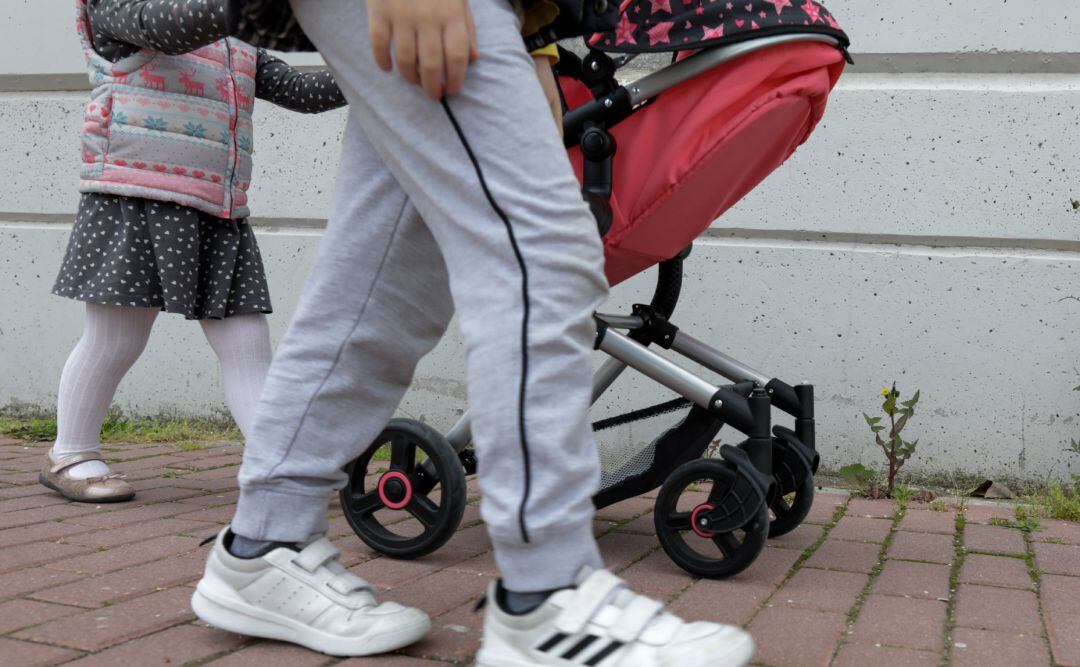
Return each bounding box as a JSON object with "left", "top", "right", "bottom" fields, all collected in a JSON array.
[
  {"left": 192, "top": 530, "right": 430, "bottom": 656},
  {"left": 477, "top": 568, "right": 754, "bottom": 667}
]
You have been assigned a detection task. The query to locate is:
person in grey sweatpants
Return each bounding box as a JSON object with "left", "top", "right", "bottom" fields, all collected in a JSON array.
[
  {"left": 193, "top": 0, "right": 756, "bottom": 662},
  {"left": 232, "top": 0, "right": 608, "bottom": 592}
]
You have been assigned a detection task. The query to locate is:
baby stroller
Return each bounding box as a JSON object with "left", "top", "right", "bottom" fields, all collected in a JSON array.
[{"left": 339, "top": 0, "right": 850, "bottom": 579}]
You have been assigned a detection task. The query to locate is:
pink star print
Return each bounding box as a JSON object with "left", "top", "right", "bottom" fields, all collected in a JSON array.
[
  {"left": 647, "top": 21, "right": 674, "bottom": 44},
  {"left": 650, "top": 0, "right": 672, "bottom": 13},
  {"left": 801, "top": 0, "right": 821, "bottom": 22},
  {"left": 615, "top": 13, "right": 638, "bottom": 45},
  {"left": 765, "top": 0, "right": 791, "bottom": 14},
  {"left": 701, "top": 23, "right": 725, "bottom": 39}
]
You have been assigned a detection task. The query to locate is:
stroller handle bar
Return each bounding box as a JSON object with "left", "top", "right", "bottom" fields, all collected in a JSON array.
[
  {"left": 627, "top": 33, "right": 842, "bottom": 105},
  {"left": 563, "top": 33, "right": 842, "bottom": 144}
]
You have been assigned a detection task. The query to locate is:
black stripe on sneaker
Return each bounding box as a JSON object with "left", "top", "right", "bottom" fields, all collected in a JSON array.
[
  {"left": 584, "top": 640, "right": 625, "bottom": 666},
  {"left": 441, "top": 98, "right": 534, "bottom": 544},
  {"left": 561, "top": 634, "right": 599, "bottom": 659},
  {"left": 536, "top": 632, "right": 569, "bottom": 653}
]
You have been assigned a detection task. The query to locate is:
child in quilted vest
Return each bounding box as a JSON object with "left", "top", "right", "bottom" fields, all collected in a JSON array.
[{"left": 42, "top": 0, "right": 347, "bottom": 503}]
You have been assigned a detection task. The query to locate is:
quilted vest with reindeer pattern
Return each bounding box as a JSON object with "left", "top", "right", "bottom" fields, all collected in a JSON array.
[{"left": 76, "top": 0, "right": 258, "bottom": 219}]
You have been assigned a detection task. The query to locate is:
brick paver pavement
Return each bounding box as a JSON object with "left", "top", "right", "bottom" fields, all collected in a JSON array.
[{"left": 1, "top": 436, "right": 1078, "bottom": 666}]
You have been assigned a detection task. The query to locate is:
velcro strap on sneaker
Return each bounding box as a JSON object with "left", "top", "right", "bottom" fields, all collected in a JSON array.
[
  {"left": 555, "top": 569, "right": 625, "bottom": 634},
  {"left": 292, "top": 537, "right": 341, "bottom": 573},
  {"left": 610, "top": 595, "right": 664, "bottom": 643},
  {"left": 50, "top": 451, "right": 105, "bottom": 474},
  {"left": 327, "top": 571, "right": 375, "bottom": 596}
]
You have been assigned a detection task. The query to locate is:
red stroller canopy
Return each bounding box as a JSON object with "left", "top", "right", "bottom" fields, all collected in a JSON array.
[
  {"left": 588, "top": 0, "right": 847, "bottom": 53},
  {"left": 563, "top": 38, "right": 846, "bottom": 286}
]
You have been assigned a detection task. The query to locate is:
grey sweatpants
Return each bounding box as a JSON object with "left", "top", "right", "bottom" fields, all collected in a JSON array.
[{"left": 231, "top": 0, "right": 609, "bottom": 590}]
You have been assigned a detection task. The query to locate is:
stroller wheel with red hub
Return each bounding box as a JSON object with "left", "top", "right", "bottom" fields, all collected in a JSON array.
[
  {"left": 339, "top": 419, "right": 466, "bottom": 559},
  {"left": 654, "top": 458, "right": 769, "bottom": 579}
]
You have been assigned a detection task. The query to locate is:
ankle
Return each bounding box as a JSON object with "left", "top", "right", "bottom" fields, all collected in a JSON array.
[
  {"left": 495, "top": 581, "right": 567, "bottom": 616},
  {"left": 225, "top": 530, "right": 298, "bottom": 559},
  {"left": 51, "top": 446, "right": 110, "bottom": 479}
]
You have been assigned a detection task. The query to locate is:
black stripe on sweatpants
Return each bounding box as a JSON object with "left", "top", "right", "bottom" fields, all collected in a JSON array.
[{"left": 441, "top": 98, "right": 533, "bottom": 543}]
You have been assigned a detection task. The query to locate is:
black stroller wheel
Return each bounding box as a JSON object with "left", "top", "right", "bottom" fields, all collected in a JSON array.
[
  {"left": 339, "top": 419, "right": 466, "bottom": 560},
  {"left": 654, "top": 458, "right": 769, "bottom": 579},
  {"left": 767, "top": 436, "right": 816, "bottom": 538}
]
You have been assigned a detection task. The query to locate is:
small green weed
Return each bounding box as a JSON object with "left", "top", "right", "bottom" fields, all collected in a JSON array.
[
  {"left": 0, "top": 417, "right": 58, "bottom": 441},
  {"left": 892, "top": 484, "right": 914, "bottom": 507},
  {"left": 0, "top": 412, "right": 240, "bottom": 443},
  {"left": 1038, "top": 478, "right": 1080, "bottom": 522},
  {"left": 989, "top": 516, "right": 1041, "bottom": 533},
  {"left": 863, "top": 383, "right": 922, "bottom": 498}
]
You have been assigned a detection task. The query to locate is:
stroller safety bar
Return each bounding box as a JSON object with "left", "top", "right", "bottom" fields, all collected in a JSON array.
[
  {"left": 595, "top": 326, "right": 722, "bottom": 412},
  {"left": 667, "top": 331, "right": 770, "bottom": 388}
]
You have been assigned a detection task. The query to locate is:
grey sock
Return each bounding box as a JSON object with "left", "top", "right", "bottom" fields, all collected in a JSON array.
[
  {"left": 496, "top": 581, "right": 565, "bottom": 615},
  {"left": 227, "top": 531, "right": 294, "bottom": 559}
]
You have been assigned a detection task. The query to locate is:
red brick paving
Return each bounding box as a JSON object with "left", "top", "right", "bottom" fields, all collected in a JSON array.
[
  {"left": 871, "top": 559, "right": 951, "bottom": 600},
  {"left": 849, "top": 594, "right": 947, "bottom": 652},
  {"left": 833, "top": 642, "right": 939, "bottom": 667},
  {"left": 773, "top": 568, "right": 867, "bottom": 613},
  {"left": 1041, "top": 574, "right": 1080, "bottom": 614},
  {"left": 963, "top": 523, "right": 1027, "bottom": 554},
  {"left": 951, "top": 626, "right": 1052, "bottom": 667},
  {"left": 1033, "top": 541, "right": 1080, "bottom": 576},
  {"left": 1032, "top": 519, "right": 1080, "bottom": 545},
  {"left": 845, "top": 497, "right": 899, "bottom": 518},
  {"left": 958, "top": 554, "right": 1033, "bottom": 590},
  {"left": 804, "top": 538, "right": 882, "bottom": 573},
  {"left": 0, "top": 440, "right": 1077, "bottom": 665},
  {"left": 953, "top": 584, "right": 1043, "bottom": 634},
  {"left": 898, "top": 507, "right": 958, "bottom": 534},
  {"left": 828, "top": 515, "right": 893, "bottom": 543},
  {"left": 888, "top": 530, "right": 955, "bottom": 564},
  {"left": 1045, "top": 612, "right": 1080, "bottom": 667},
  {"left": 964, "top": 503, "right": 1017, "bottom": 524},
  {"left": 748, "top": 606, "right": 847, "bottom": 667}
]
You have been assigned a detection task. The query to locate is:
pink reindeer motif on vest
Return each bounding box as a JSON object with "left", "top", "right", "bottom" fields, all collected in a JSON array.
[
  {"left": 178, "top": 68, "right": 205, "bottom": 96},
  {"left": 139, "top": 63, "right": 166, "bottom": 90},
  {"left": 234, "top": 88, "right": 253, "bottom": 112},
  {"left": 215, "top": 76, "right": 233, "bottom": 105}
]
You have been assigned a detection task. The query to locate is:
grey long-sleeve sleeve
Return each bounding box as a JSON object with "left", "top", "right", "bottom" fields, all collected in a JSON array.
[{"left": 86, "top": 0, "right": 239, "bottom": 62}]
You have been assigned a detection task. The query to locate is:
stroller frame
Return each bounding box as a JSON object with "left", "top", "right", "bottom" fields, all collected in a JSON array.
[{"left": 340, "top": 33, "right": 840, "bottom": 579}]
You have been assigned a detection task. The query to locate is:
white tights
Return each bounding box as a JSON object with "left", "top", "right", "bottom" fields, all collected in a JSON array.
[{"left": 52, "top": 304, "right": 272, "bottom": 478}]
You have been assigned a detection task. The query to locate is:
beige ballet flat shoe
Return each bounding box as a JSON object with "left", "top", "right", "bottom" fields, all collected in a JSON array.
[{"left": 39, "top": 451, "right": 135, "bottom": 503}]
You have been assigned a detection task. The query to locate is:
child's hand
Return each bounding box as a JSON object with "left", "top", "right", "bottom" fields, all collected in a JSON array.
[
  {"left": 533, "top": 55, "right": 563, "bottom": 137},
  {"left": 368, "top": 0, "right": 480, "bottom": 100}
]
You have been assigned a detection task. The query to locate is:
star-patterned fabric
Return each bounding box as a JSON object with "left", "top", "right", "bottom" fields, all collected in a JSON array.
[
  {"left": 589, "top": 0, "right": 847, "bottom": 53},
  {"left": 54, "top": 194, "right": 272, "bottom": 320},
  {"left": 87, "top": 0, "right": 345, "bottom": 112}
]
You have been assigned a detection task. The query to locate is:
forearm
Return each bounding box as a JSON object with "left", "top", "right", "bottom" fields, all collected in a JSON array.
[
  {"left": 87, "top": 0, "right": 239, "bottom": 58},
  {"left": 255, "top": 50, "right": 348, "bottom": 114}
]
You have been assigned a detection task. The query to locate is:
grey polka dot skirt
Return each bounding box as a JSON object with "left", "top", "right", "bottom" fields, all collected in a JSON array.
[{"left": 53, "top": 194, "right": 273, "bottom": 320}]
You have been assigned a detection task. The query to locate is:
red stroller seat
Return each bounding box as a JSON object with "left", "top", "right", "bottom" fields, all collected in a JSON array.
[{"left": 562, "top": 43, "right": 845, "bottom": 286}]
